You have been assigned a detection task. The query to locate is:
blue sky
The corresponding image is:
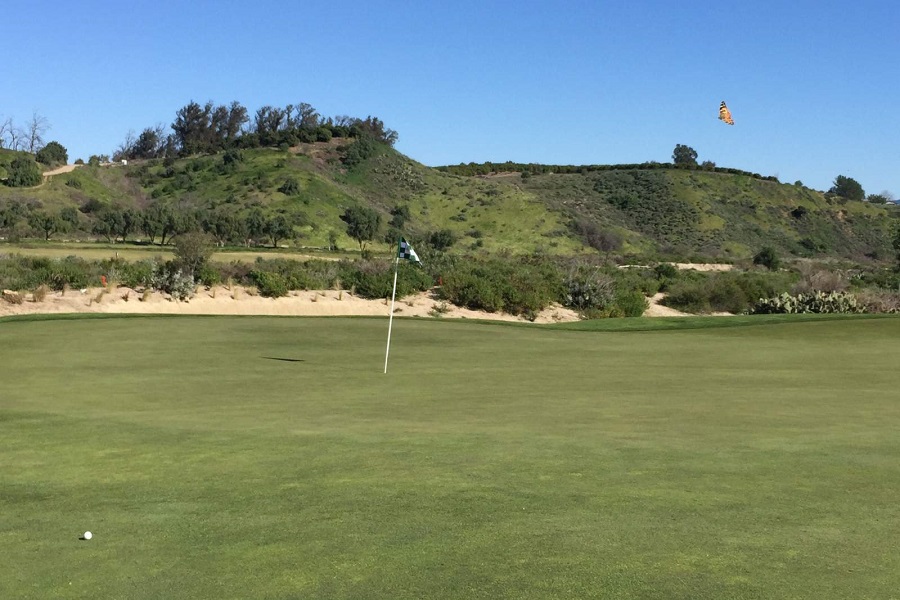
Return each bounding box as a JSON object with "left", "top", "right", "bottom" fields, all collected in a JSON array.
[{"left": 4, "top": 1, "right": 898, "bottom": 195}]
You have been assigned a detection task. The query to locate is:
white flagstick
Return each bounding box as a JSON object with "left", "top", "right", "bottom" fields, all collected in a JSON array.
[{"left": 383, "top": 254, "right": 400, "bottom": 374}]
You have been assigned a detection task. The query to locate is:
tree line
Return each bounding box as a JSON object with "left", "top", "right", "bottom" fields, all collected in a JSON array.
[
  {"left": 436, "top": 158, "right": 781, "bottom": 182},
  {"left": 112, "top": 100, "right": 399, "bottom": 162},
  {"left": 0, "top": 195, "right": 305, "bottom": 246}
]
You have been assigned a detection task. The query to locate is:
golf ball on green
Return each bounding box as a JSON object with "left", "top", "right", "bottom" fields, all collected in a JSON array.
[{"left": 83, "top": 531, "right": 92, "bottom": 540}]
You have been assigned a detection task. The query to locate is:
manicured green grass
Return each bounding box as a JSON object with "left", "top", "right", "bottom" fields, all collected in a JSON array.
[{"left": 2, "top": 315, "right": 899, "bottom": 598}]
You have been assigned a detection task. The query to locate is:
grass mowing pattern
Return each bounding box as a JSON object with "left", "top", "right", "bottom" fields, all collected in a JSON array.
[{"left": 2, "top": 316, "right": 900, "bottom": 598}]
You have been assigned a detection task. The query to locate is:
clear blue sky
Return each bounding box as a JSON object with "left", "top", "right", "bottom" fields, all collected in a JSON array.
[{"left": 4, "top": 0, "right": 898, "bottom": 196}]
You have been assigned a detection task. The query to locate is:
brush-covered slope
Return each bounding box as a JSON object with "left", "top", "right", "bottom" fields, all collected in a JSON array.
[
  {"left": 518, "top": 167, "right": 897, "bottom": 260},
  {"left": 2, "top": 141, "right": 897, "bottom": 261}
]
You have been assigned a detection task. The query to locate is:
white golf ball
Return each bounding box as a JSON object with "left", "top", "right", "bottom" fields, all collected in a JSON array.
[{"left": 83, "top": 531, "right": 92, "bottom": 540}]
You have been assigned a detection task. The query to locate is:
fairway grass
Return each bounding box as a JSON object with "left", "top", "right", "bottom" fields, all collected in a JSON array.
[{"left": 2, "top": 316, "right": 899, "bottom": 598}]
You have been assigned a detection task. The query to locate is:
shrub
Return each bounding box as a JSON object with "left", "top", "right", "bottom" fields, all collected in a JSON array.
[
  {"left": 654, "top": 263, "right": 679, "bottom": 291},
  {"left": 440, "top": 256, "right": 560, "bottom": 316},
  {"left": 705, "top": 278, "right": 748, "bottom": 314},
  {"left": 753, "top": 246, "right": 781, "bottom": 270},
  {"left": 222, "top": 149, "right": 244, "bottom": 166},
  {"left": 339, "top": 260, "right": 431, "bottom": 300},
  {"left": 792, "top": 265, "right": 848, "bottom": 294},
  {"left": 428, "top": 229, "right": 456, "bottom": 252},
  {"left": 0, "top": 256, "right": 98, "bottom": 291},
  {"left": 315, "top": 127, "right": 333, "bottom": 142},
  {"left": 654, "top": 263, "right": 679, "bottom": 279},
  {"left": 563, "top": 265, "right": 615, "bottom": 311},
  {"left": 120, "top": 260, "right": 155, "bottom": 289},
  {"left": 150, "top": 261, "right": 195, "bottom": 300},
  {"left": 342, "top": 260, "right": 393, "bottom": 299},
  {"left": 279, "top": 178, "right": 301, "bottom": 195},
  {"left": 251, "top": 271, "right": 290, "bottom": 298},
  {"left": 196, "top": 264, "right": 221, "bottom": 287},
  {"left": 44, "top": 257, "right": 94, "bottom": 290},
  {"left": 662, "top": 279, "right": 711, "bottom": 313},
  {"left": 614, "top": 290, "right": 649, "bottom": 317},
  {"left": 32, "top": 284, "right": 50, "bottom": 302},
  {"left": 5, "top": 156, "right": 42, "bottom": 187},
  {"left": 662, "top": 271, "right": 793, "bottom": 314},
  {"left": 611, "top": 266, "right": 661, "bottom": 296},
  {"left": 855, "top": 289, "right": 900, "bottom": 314}
]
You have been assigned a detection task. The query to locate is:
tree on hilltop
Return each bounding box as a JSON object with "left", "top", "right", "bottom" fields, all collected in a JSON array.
[
  {"left": 672, "top": 144, "right": 698, "bottom": 166},
  {"left": 829, "top": 175, "right": 865, "bottom": 201},
  {"left": 36, "top": 141, "right": 68, "bottom": 166}
]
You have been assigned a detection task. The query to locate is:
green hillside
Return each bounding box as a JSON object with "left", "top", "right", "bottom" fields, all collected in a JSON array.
[{"left": 2, "top": 141, "right": 897, "bottom": 262}]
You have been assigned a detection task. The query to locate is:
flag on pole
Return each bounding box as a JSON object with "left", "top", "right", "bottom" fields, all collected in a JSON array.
[
  {"left": 398, "top": 238, "right": 421, "bottom": 264},
  {"left": 384, "top": 236, "right": 422, "bottom": 374}
]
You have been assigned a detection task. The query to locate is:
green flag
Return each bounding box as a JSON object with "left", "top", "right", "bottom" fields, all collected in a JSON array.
[{"left": 398, "top": 238, "right": 421, "bottom": 264}]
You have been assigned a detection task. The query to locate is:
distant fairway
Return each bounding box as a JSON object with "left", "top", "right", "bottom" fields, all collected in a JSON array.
[{"left": 2, "top": 315, "right": 899, "bottom": 599}]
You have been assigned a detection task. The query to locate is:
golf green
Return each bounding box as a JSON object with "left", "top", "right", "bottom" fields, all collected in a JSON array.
[{"left": 2, "top": 315, "right": 899, "bottom": 598}]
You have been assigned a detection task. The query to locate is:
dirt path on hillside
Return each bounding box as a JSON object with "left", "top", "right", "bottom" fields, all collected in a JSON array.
[{"left": 42, "top": 164, "right": 82, "bottom": 177}]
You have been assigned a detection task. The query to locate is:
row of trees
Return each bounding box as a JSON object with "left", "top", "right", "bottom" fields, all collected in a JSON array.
[
  {"left": 0, "top": 199, "right": 307, "bottom": 248},
  {"left": 1, "top": 194, "right": 461, "bottom": 258},
  {"left": 114, "top": 100, "right": 399, "bottom": 161},
  {"left": 438, "top": 152, "right": 779, "bottom": 182}
]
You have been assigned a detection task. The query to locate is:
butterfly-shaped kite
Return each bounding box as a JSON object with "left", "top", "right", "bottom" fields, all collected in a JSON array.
[{"left": 718, "top": 101, "right": 734, "bottom": 125}]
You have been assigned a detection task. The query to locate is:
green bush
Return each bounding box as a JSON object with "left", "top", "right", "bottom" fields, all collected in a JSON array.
[
  {"left": 0, "top": 255, "right": 96, "bottom": 291},
  {"left": 610, "top": 267, "right": 661, "bottom": 296},
  {"left": 279, "top": 178, "right": 301, "bottom": 195},
  {"left": 654, "top": 263, "right": 679, "bottom": 279},
  {"left": 246, "top": 258, "right": 337, "bottom": 290},
  {"left": 706, "top": 278, "right": 748, "bottom": 314},
  {"left": 663, "top": 279, "right": 712, "bottom": 313},
  {"left": 440, "top": 256, "right": 560, "bottom": 316},
  {"left": 120, "top": 260, "right": 155, "bottom": 289},
  {"left": 340, "top": 260, "right": 431, "bottom": 300},
  {"left": 614, "top": 290, "right": 649, "bottom": 317},
  {"left": 663, "top": 271, "right": 795, "bottom": 314},
  {"left": 5, "top": 156, "right": 42, "bottom": 187},
  {"left": 196, "top": 264, "right": 221, "bottom": 287},
  {"left": 753, "top": 246, "right": 781, "bottom": 270},
  {"left": 251, "top": 271, "right": 290, "bottom": 298}
]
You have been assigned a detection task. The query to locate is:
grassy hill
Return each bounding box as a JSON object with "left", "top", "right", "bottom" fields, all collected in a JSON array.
[{"left": 2, "top": 141, "right": 897, "bottom": 262}]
